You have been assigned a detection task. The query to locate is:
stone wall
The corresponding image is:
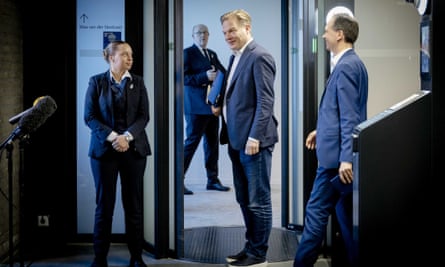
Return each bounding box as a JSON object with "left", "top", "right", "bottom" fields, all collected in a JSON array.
[{"left": 0, "top": 0, "right": 23, "bottom": 263}]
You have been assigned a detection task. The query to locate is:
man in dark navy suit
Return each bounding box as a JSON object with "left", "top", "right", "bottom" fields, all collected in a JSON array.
[{"left": 183, "top": 24, "right": 230, "bottom": 195}]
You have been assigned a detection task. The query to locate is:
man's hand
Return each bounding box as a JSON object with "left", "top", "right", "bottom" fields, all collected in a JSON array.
[
  {"left": 206, "top": 66, "right": 216, "bottom": 81},
  {"left": 339, "top": 162, "right": 353, "bottom": 184},
  {"left": 211, "top": 105, "right": 221, "bottom": 116},
  {"left": 305, "top": 130, "right": 316, "bottom": 150},
  {"left": 245, "top": 139, "right": 259, "bottom": 155}
]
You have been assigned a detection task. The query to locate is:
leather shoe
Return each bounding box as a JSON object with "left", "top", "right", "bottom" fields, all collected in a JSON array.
[
  {"left": 184, "top": 186, "right": 194, "bottom": 195},
  {"left": 226, "top": 249, "right": 247, "bottom": 263},
  {"left": 207, "top": 181, "right": 230, "bottom": 191},
  {"left": 129, "top": 258, "right": 147, "bottom": 267},
  {"left": 228, "top": 254, "right": 267, "bottom": 267}
]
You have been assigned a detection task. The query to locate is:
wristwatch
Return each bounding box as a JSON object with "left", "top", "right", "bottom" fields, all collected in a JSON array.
[{"left": 124, "top": 134, "right": 131, "bottom": 142}]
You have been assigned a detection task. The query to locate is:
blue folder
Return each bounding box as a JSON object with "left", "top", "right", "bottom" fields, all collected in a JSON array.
[{"left": 206, "top": 70, "right": 225, "bottom": 106}]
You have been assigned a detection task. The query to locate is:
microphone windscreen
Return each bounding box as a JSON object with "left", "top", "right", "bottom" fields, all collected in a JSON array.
[
  {"left": 18, "top": 96, "right": 57, "bottom": 134},
  {"left": 8, "top": 108, "right": 32, "bottom": 124},
  {"left": 8, "top": 96, "right": 47, "bottom": 124}
]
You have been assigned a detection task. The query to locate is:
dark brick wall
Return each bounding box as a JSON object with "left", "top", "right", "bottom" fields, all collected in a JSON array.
[
  {"left": 0, "top": 0, "right": 77, "bottom": 262},
  {"left": 0, "top": 0, "right": 23, "bottom": 262}
]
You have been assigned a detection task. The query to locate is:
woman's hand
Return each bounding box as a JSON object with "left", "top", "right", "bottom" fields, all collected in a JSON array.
[{"left": 112, "top": 135, "right": 130, "bottom": 152}]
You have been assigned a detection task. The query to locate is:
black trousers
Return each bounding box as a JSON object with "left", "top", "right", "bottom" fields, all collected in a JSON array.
[
  {"left": 90, "top": 149, "right": 147, "bottom": 259},
  {"left": 183, "top": 113, "right": 219, "bottom": 181}
]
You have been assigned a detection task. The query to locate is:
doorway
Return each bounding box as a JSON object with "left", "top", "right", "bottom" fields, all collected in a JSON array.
[{"left": 182, "top": 0, "right": 283, "bottom": 230}]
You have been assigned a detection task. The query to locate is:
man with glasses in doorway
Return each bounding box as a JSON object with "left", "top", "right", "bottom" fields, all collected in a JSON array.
[{"left": 183, "top": 24, "right": 230, "bottom": 195}]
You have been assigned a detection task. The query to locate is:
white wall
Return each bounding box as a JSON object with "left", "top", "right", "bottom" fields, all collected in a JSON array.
[{"left": 355, "top": 0, "right": 421, "bottom": 117}]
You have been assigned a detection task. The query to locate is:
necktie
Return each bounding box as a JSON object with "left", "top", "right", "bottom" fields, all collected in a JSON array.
[
  {"left": 203, "top": 49, "right": 210, "bottom": 61},
  {"left": 204, "top": 49, "right": 213, "bottom": 102}
]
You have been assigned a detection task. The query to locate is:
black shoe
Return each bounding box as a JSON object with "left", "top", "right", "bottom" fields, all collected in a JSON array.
[
  {"left": 228, "top": 254, "right": 267, "bottom": 267},
  {"left": 184, "top": 186, "right": 194, "bottom": 195},
  {"left": 90, "top": 257, "right": 108, "bottom": 267},
  {"left": 226, "top": 249, "right": 248, "bottom": 263},
  {"left": 129, "top": 258, "right": 147, "bottom": 267},
  {"left": 206, "top": 181, "right": 230, "bottom": 191}
]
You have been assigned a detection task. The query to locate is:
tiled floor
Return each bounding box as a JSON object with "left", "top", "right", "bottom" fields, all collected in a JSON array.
[
  {"left": 7, "top": 243, "right": 295, "bottom": 267},
  {"left": 11, "top": 244, "right": 335, "bottom": 267},
  {"left": 8, "top": 242, "right": 331, "bottom": 267},
  {"left": 184, "top": 181, "right": 282, "bottom": 228},
  {"left": 183, "top": 138, "right": 283, "bottom": 228}
]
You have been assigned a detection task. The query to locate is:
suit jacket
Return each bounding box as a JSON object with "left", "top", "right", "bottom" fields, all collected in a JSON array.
[
  {"left": 183, "top": 44, "right": 225, "bottom": 115},
  {"left": 84, "top": 71, "right": 152, "bottom": 158},
  {"left": 316, "top": 49, "right": 368, "bottom": 168},
  {"left": 220, "top": 40, "right": 278, "bottom": 150}
]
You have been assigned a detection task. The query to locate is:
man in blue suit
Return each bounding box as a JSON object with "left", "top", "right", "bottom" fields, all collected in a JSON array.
[
  {"left": 183, "top": 24, "right": 230, "bottom": 195},
  {"left": 218, "top": 9, "right": 278, "bottom": 267},
  {"left": 293, "top": 13, "right": 368, "bottom": 267}
]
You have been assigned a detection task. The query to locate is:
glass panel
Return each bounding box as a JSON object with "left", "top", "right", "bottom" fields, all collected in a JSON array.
[
  {"left": 142, "top": 0, "right": 156, "bottom": 246},
  {"left": 289, "top": 0, "right": 305, "bottom": 227},
  {"left": 76, "top": 0, "right": 126, "bottom": 234}
]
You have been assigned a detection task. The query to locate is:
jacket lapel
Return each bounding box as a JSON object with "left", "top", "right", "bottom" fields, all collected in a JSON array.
[{"left": 226, "top": 42, "right": 255, "bottom": 96}]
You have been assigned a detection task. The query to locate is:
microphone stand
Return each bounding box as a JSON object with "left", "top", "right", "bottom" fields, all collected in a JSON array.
[
  {"left": 1, "top": 131, "right": 29, "bottom": 267},
  {"left": 18, "top": 136, "right": 28, "bottom": 267},
  {"left": 5, "top": 141, "right": 14, "bottom": 267}
]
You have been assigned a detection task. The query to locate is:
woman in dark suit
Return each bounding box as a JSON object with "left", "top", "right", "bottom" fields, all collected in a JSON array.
[{"left": 84, "top": 41, "right": 151, "bottom": 267}]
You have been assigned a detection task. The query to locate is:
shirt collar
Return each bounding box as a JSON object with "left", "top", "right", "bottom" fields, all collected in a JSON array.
[
  {"left": 109, "top": 70, "right": 132, "bottom": 84},
  {"left": 331, "top": 48, "right": 351, "bottom": 68},
  {"left": 233, "top": 38, "right": 253, "bottom": 57},
  {"left": 194, "top": 43, "right": 207, "bottom": 54}
]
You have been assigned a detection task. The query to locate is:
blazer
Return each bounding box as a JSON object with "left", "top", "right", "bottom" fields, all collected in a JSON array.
[
  {"left": 183, "top": 44, "right": 225, "bottom": 115},
  {"left": 316, "top": 49, "right": 368, "bottom": 168},
  {"left": 220, "top": 40, "right": 278, "bottom": 150},
  {"left": 84, "top": 71, "right": 152, "bottom": 158}
]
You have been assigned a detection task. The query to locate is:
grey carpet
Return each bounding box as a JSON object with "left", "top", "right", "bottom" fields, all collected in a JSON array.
[{"left": 183, "top": 226, "right": 298, "bottom": 264}]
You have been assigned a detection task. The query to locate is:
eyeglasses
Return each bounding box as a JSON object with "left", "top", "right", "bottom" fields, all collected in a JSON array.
[{"left": 194, "top": 31, "right": 209, "bottom": 35}]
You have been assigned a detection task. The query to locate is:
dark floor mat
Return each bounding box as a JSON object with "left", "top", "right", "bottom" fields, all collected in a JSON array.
[{"left": 183, "top": 226, "right": 298, "bottom": 264}]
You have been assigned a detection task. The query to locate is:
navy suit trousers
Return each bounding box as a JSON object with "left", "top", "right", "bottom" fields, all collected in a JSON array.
[{"left": 183, "top": 113, "right": 219, "bottom": 181}]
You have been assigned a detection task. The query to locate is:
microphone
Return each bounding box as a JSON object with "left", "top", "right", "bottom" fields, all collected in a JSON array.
[
  {"left": 1, "top": 96, "right": 57, "bottom": 151},
  {"left": 17, "top": 96, "right": 57, "bottom": 134},
  {"left": 10, "top": 96, "right": 57, "bottom": 141},
  {"left": 9, "top": 96, "right": 47, "bottom": 124}
]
